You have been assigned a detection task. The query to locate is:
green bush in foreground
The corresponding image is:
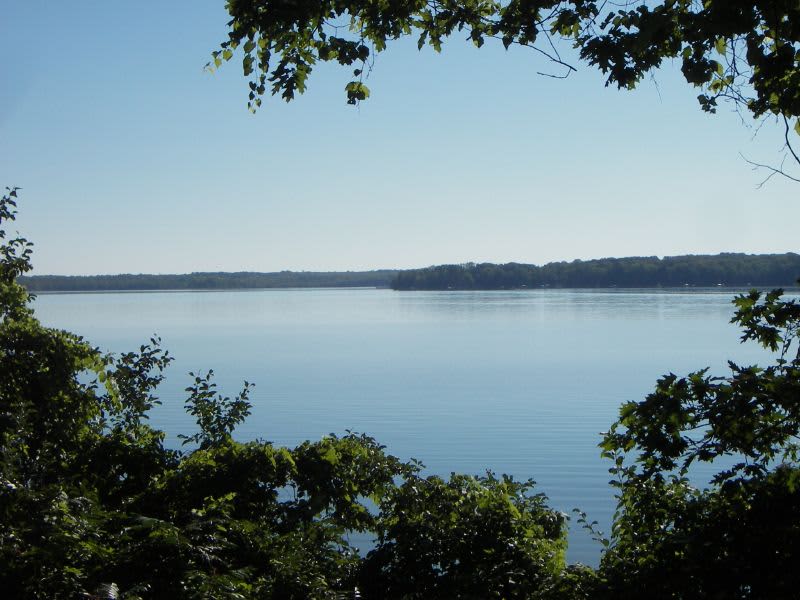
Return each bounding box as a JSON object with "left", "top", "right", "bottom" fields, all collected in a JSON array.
[
  {"left": 1, "top": 186, "right": 799, "bottom": 599},
  {"left": 599, "top": 284, "right": 800, "bottom": 599},
  {"left": 0, "top": 187, "right": 567, "bottom": 599}
]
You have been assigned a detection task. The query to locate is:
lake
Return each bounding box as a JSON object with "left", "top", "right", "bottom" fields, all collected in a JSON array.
[{"left": 32, "top": 287, "right": 779, "bottom": 565}]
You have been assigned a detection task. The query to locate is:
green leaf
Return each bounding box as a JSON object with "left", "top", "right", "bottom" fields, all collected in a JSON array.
[{"left": 345, "top": 81, "right": 370, "bottom": 104}]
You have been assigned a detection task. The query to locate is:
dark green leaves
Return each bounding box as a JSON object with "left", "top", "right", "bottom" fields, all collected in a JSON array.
[
  {"left": 599, "top": 285, "right": 800, "bottom": 598},
  {"left": 214, "top": 0, "right": 800, "bottom": 154},
  {"left": 345, "top": 81, "right": 370, "bottom": 104},
  {"left": 0, "top": 187, "right": 33, "bottom": 286},
  {"left": 360, "top": 472, "right": 567, "bottom": 599},
  {"left": 732, "top": 287, "right": 800, "bottom": 356}
]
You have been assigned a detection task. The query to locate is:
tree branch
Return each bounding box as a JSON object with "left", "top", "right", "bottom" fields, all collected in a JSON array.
[{"left": 740, "top": 152, "right": 800, "bottom": 189}]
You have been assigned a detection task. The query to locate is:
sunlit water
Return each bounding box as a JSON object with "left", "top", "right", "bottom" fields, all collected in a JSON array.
[{"left": 33, "top": 288, "right": 785, "bottom": 565}]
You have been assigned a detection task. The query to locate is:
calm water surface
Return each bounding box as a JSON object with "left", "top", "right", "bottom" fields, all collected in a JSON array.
[{"left": 33, "top": 288, "right": 780, "bottom": 565}]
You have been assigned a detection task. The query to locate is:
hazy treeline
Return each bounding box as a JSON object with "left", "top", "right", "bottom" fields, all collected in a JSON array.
[
  {"left": 391, "top": 253, "right": 800, "bottom": 290},
  {"left": 20, "top": 253, "right": 800, "bottom": 292},
  {"left": 20, "top": 270, "right": 398, "bottom": 292}
]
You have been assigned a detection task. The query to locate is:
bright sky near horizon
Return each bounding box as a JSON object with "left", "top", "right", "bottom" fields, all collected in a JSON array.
[{"left": 1, "top": 1, "right": 798, "bottom": 276}]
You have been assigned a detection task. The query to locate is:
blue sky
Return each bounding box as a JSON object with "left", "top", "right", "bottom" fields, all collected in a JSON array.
[{"left": 1, "top": 1, "right": 798, "bottom": 275}]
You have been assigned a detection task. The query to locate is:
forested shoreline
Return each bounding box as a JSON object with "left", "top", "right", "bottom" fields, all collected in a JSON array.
[
  {"left": 20, "top": 270, "right": 398, "bottom": 292},
  {"left": 20, "top": 253, "right": 800, "bottom": 292},
  {"left": 391, "top": 253, "right": 800, "bottom": 290}
]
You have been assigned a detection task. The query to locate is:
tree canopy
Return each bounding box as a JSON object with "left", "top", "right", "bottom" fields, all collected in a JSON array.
[
  {"left": 215, "top": 0, "right": 800, "bottom": 130},
  {"left": 212, "top": 0, "right": 800, "bottom": 181}
]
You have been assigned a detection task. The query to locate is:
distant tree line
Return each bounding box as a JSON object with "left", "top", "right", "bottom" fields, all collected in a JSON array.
[
  {"left": 20, "top": 270, "right": 398, "bottom": 292},
  {"left": 392, "top": 254, "right": 800, "bottom": 290},
  {"left": 20, "top": 254, "right": 800, "bottom": 293}
]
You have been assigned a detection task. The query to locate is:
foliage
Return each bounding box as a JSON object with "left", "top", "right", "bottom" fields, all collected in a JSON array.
[
  {"left": 361, "top": 472, "right": 566, "bottom": 598},
  {"left": 0, "top": 187, "right": 568, "bottom": 598},
  {"left": 216, "top": 0, "right": 800, "bottom": 182},
  {"left": 179, "top": 370, "right": 253, "bottom": 449},
  {"left": 4, "top": 185, "right": 800, "bottom": 597},
  {"left": 214, "top": 0, "right": 800, "bottom": 130},
  {"left": 392, "top": 253, "right": 800, "bottom": 290},
  {"left": 599, "top": 282, "right": 800, "bottom": 598}
]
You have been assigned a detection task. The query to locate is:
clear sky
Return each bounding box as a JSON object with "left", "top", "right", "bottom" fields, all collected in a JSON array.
[{"left": 1, "top": 1, "right": 798, "bottom": 275}]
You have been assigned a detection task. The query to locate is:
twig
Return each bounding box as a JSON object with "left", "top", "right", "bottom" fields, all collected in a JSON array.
[{"left": 740, "top": 152, "right": 800, "bottom": 188}]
